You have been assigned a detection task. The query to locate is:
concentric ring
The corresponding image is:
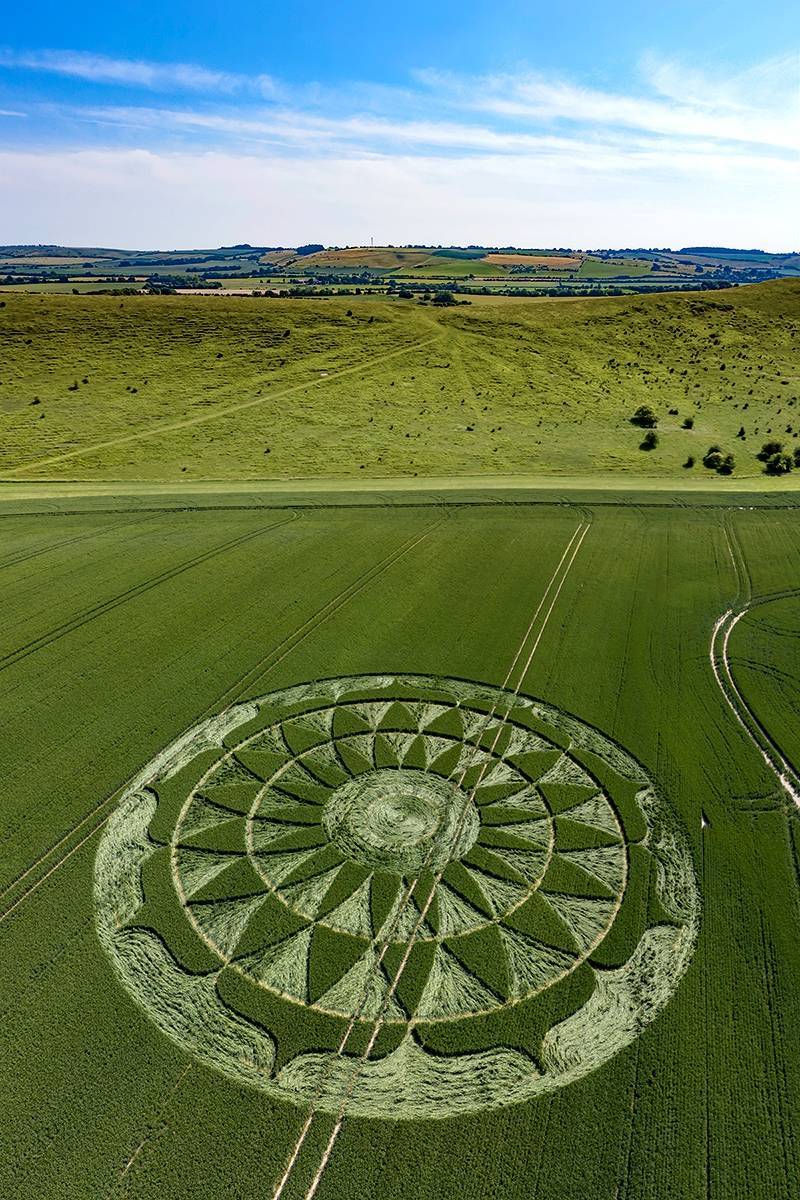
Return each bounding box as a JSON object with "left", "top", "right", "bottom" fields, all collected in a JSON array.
[{"left": 95, "top": 673, "right": 700, "bottom": 1118}]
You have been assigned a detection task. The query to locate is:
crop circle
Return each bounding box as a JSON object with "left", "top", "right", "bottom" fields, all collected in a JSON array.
[{"left": 95, "top": 673, "right": 700, "bottom": 1119}]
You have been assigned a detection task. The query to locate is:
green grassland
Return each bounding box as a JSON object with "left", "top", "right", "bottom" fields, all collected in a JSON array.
[
  {"left": 0, "top": 281, "right": 798, "bottom": 483},
  {"left": 0, "top": 490, "right": 798, "bottom": 1198}
]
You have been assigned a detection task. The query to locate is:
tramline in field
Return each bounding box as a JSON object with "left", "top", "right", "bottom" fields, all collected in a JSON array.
[
  {"left": 95, "top": 672, "right": 700, "bottom": 1124},
  {"left": 1, "top": 495, "right": 798, "bottom": 1200}
]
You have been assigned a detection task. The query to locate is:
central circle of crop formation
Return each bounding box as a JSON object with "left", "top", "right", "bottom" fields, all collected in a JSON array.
[
  {"left": 322, "top": 768, "right": 479, "bottom": 873},
  {"left": 95, "top": 673, "right": 700, "bottom": 1120}
]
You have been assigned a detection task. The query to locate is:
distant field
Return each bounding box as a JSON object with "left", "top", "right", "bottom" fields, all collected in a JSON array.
[
  {"left": 577, "top": 258, "right": 652, "bottom": 278},
  {"left": 1, "top": 280, "right": 798, "bottom": 482},
  {"left": 299, "top": 249, "right": 432, "bottom": 272},
  {"left": 408, "top": 256, "right": 502, "bottom": 277},
  {"left": 3, "top": 245, "right": 797, "bottom": 298},
  {"left": 485, "top": 253, "right": 582, "bottom": 268},
  {"left": 1, "top": 489, "right": 798, "bottom": 1199},
  {"left": 0, "top": 281, "right": 146, "bottom": 294}
]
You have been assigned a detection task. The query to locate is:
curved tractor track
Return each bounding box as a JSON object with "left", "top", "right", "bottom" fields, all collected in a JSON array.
[{"left": 710, "top": 524, "right": 800, "bottom": 809}]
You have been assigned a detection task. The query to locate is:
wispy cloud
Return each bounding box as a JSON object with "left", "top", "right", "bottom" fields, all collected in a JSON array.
[
  {"left": 1, "top": 47, "right": 797, "bottom": 247},
  {"left": 0, "top": 48, "right": 276, "bottom": 96},
  {"left": 416, "top": 57, "right": 800, "bottom": 152},
  {"left": 0, "top": 107, "right": 26, "bottom": 118},
  {"left": 73, "top": 101, "right": 798, "bottom": 180}
]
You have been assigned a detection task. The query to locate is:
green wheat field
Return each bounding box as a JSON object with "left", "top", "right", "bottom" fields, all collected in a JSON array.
[{"left": 1, "top": 283, "right": 799, "bottom": 1199}]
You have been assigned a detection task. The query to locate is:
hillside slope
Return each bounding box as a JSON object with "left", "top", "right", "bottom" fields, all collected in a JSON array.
[{"left": 0, "top": 281, "right": 797, "bottom": 482}]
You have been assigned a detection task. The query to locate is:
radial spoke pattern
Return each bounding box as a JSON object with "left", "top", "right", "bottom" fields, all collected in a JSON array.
[{"left": 95, "top": 673, "right": 700, "bottom": 1118}]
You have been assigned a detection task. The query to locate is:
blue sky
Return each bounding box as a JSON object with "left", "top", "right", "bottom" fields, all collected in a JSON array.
[{"left": 0, "top": 1, "right": 797, "bottom": 248}]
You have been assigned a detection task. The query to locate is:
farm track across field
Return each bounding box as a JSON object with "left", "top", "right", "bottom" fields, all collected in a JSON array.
[
  {"left": 108, "top": 1065, "right": 194, "bottom": 1197},
  {"left": 0, "top": 515, "right": 444, "bottom": 926},
  {"left": 0, "top": 513, "right": 161, "bottom": 574},
  {"left": 710, "top": 521, "right": 800, "bottom": 808},
  {"left": 272, "top": 521, "right": 591, "bottom": 1200},
  {"left": 4, "top": 496, "right": 800, "bottom": 1199},
  {"left": 0, "top": 513, "right": 299, "bottom": 674},
  {"left": 5, "top": 334, "right": 441, "bottom": 477}
]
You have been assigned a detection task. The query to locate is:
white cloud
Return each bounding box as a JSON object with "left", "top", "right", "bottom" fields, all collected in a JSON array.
[
  {"left": 417, "top": 64, "right": 800, "bottom": 152},
  {"left": 0, "top": 146, "right": 795, "bottom": 250},
  {"left": 642, "top": 51, "right": 800, "bottom": 114},
  {"left": 73, "top": 101, "right": 798, "bottom": 182},
  {"left": 0, "top": 49, "right": 796, "bottom": 247},
  {"left": 0, "top": 108, "right": 26, "bottom": 117},
  {"left": 0, "top": 48, "right": 276, "bottom": 96}
]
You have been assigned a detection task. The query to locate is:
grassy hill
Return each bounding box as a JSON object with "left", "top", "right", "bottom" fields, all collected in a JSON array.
[{"left": 0, "top": 280, "right": 798, "bottom": 483}]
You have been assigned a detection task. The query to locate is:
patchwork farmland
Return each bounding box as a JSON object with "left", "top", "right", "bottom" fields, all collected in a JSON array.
[{"left": 1, "top": 488, "right": 799, "bottom": 1199}]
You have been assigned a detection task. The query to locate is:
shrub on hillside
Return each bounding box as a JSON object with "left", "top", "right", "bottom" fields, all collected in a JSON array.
[
  {"left": 631, "top": 405, "right": 657, "bottom": 428},
  {"left": 682, "top": 416, "right": 694, "bottom": 429},
  {"left": 640, "top": 430, "right": 659, "bottom": 451},
  {"left": 757, "top": 440, "right": 784, "bottom": 461},
  {"left": 703, "top": 446, "right": 723, "bottom": 470},
  {"left": 764, "top": 452, "right": 793, "bottom": 475}
]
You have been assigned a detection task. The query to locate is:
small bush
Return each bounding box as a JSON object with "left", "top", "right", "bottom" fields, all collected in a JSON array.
[
  {"left": 757, "top": 440, "right": 783, "bottom": 461},
  {"left": 631, "top": 404, "right": 657, "bottom": 428},
  {"left": 703, "top": 447, "right": 723, "bottom": 470},
  {"left": 682, "top": 416, "right": 694, "bottom": 429},
  {"left": 764, "top": 452, "right": 793, "bottom": 475},
  {"left": 718, "top": 454, "right": 736, "bottom": 475},
  {"left": 640, "top": 430, "right": 659, "bottom": 451},
  {"left": 684, "top": 455, "right": 695, "bottom": 468}
]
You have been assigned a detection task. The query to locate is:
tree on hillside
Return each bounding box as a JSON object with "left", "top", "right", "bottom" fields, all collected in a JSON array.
[
  {"left": 640, "top": 430, "right": 659, "bottom": 450},
  {"left": 631, "top": 405, "right": 657, "bottom": 428},
  {"left": 432, "top": 291, "right": 457, "bottom": 306},
  {"left": 764, "top": 452, "right": 793, "bottom": 475},
  {"left": 757, "top": 440, "right": 784, "bottom": 461}
]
